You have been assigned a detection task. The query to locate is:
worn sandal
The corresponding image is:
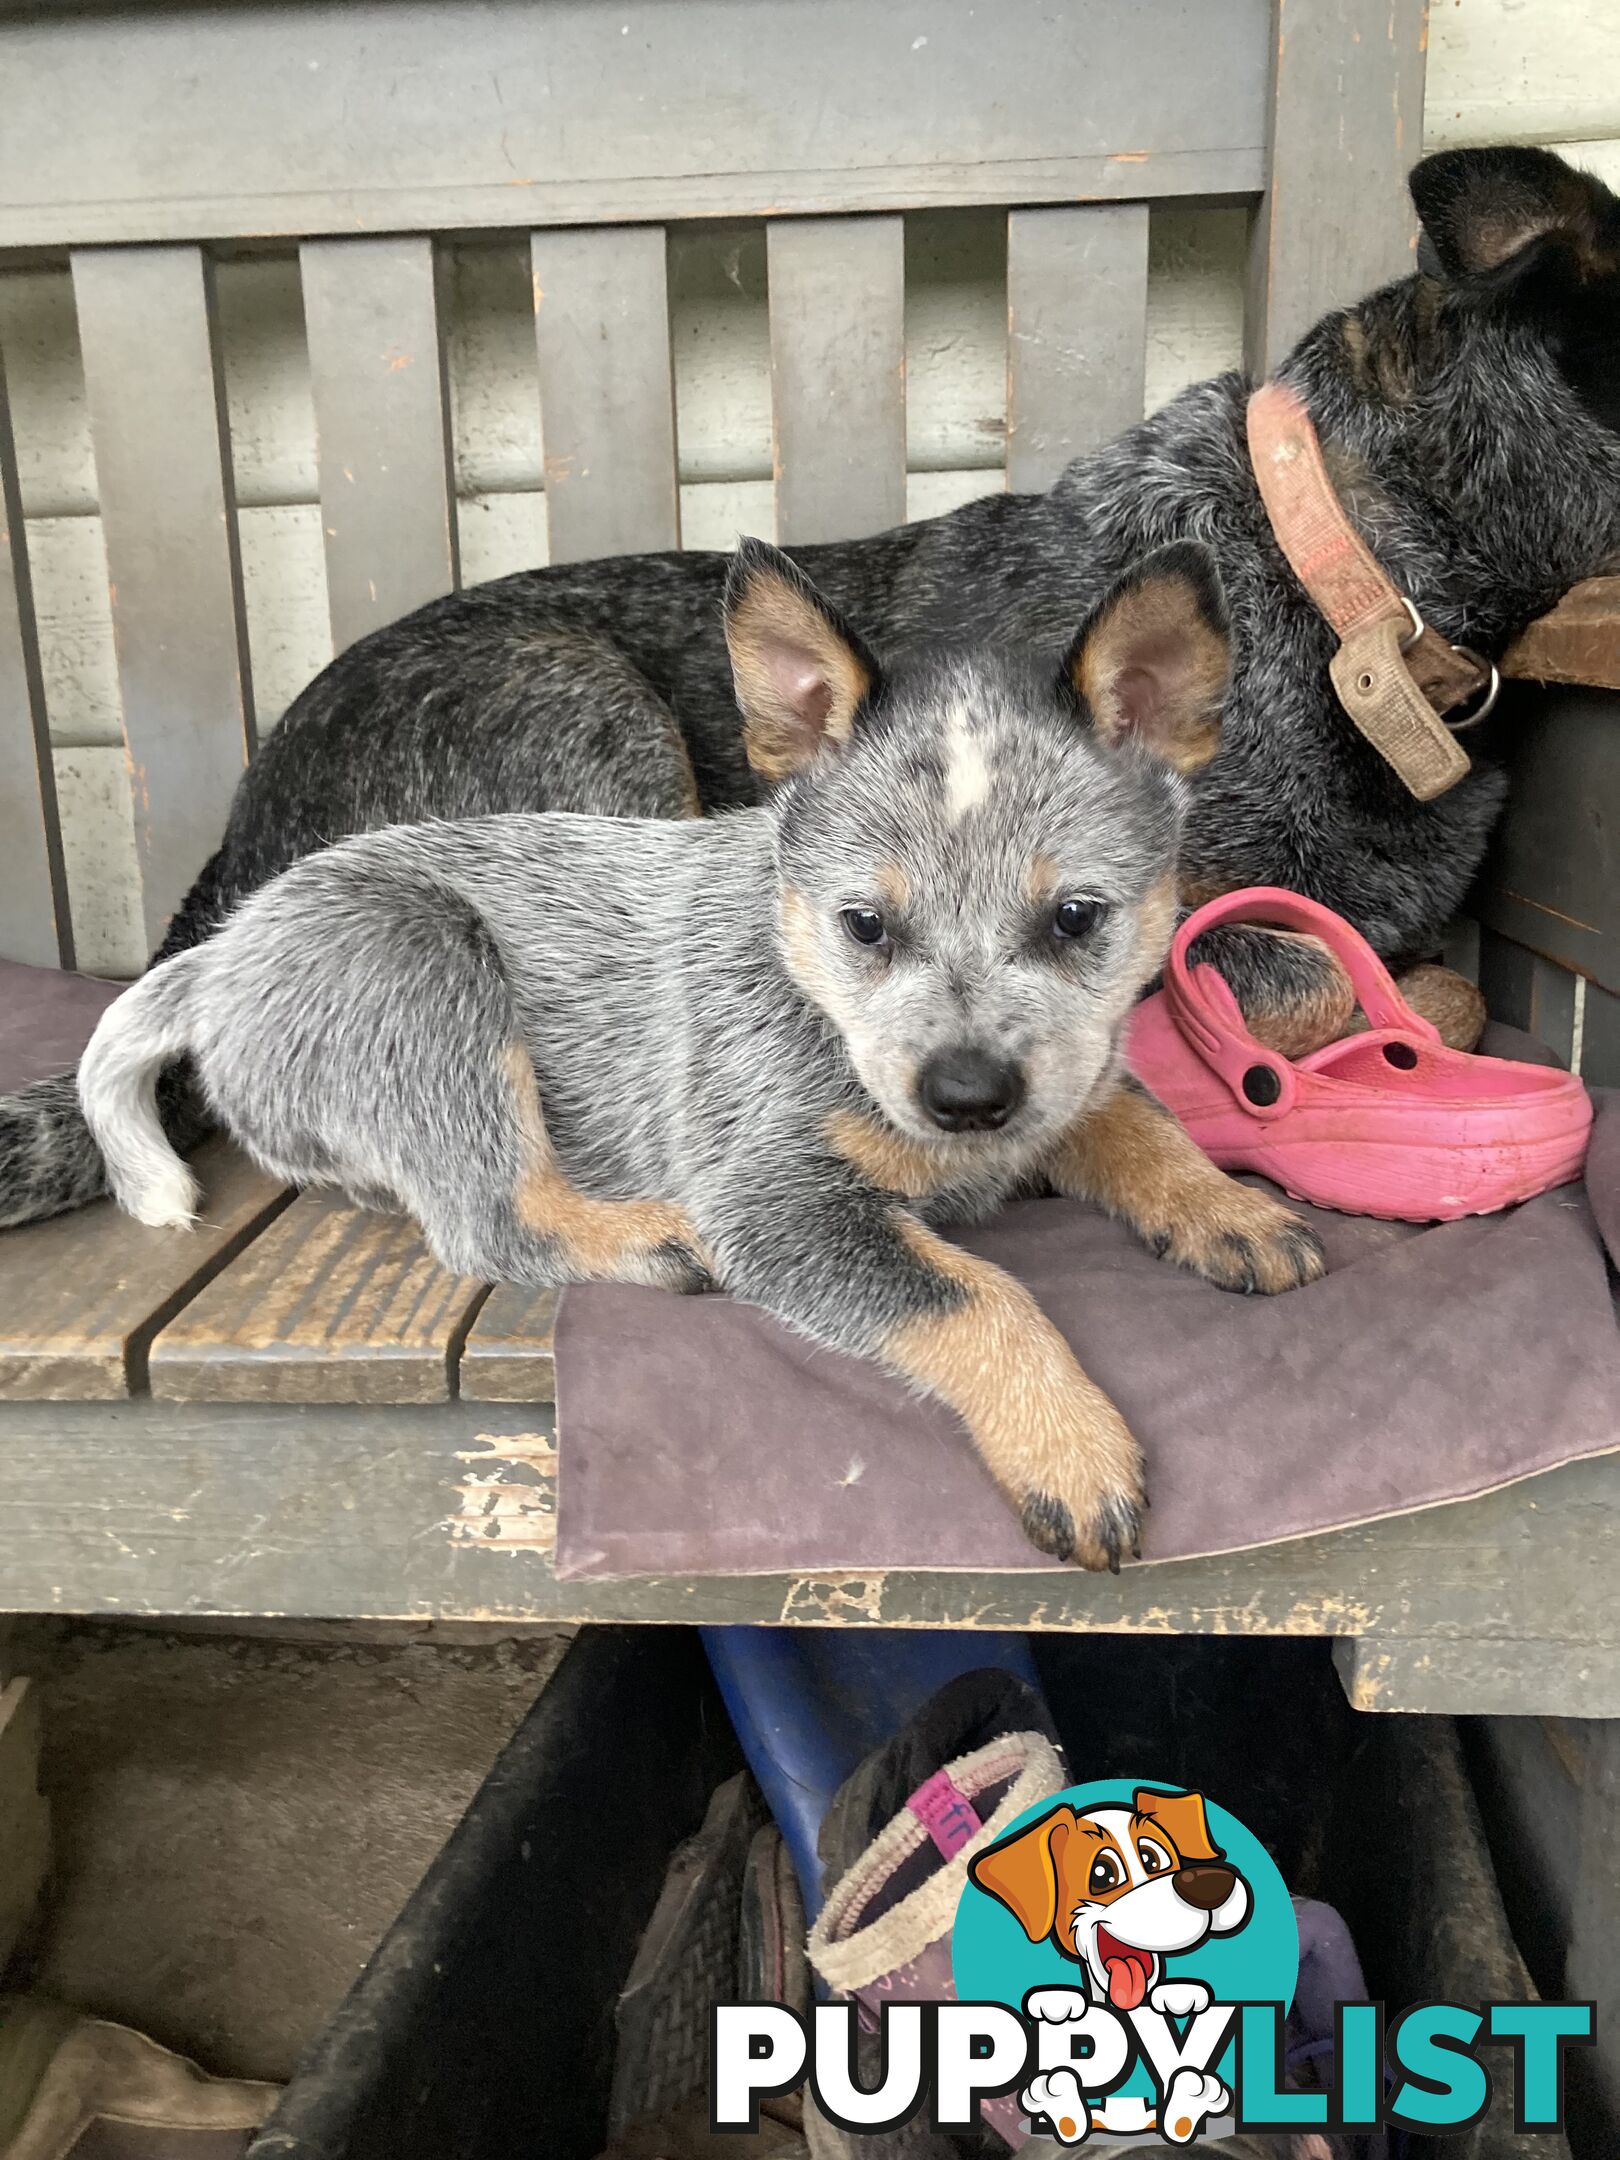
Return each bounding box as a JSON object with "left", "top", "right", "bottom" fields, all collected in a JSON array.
[{"left": 1127, "top": 888, "right": 1593, "bottom": 1222}]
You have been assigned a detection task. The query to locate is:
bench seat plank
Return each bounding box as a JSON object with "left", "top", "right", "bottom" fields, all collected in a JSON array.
[
  {"left": 459, "top": 1285, "right": 559, "bottom": 1404},
  {"left": 0, "top": 1139, "right": 290, "bottom": 1401},
  {"left": 147, "top": 1186, "right": 487, "bottom": 1405},
  {"left": 0, "top": 1394, "right": 1615, "bottom": 1721}
]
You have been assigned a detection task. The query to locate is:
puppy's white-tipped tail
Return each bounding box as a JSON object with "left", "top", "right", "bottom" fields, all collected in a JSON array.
[{"left": 77, "top": 953, "right": 205, "bottom": 1229}]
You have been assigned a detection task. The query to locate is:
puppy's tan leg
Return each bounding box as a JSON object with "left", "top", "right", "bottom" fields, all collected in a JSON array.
[
  {"left": 505, "top": 1046, "right": 712, "bottom": 1292},
  {"left": 1048, "top": 1080, "right": 1325, "bottom": 1294},
  {"left": 886, "top": 1217, "right": 1144, "bottom": 1570}
]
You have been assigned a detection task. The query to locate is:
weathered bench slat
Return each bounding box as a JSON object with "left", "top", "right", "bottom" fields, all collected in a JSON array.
[
  {"left": 767, "top": 215, "right": 906, "bottom": 546},
  {"left": 1472, "top": 687, "right": 1619, "bottom": 999},
  {"left": 530, "top": 226, "right": 680, "bottom": 564},
  {"left": 1006, "top": 204, "right": 1149, "bottom": 496},
  {"left": 1502, "top": 576, "right": 1620, "bottom": 693},
  {"left": 1477, "top": 929, "right": 1580, "bottom": 1070},
  {"left": 0, "top": 343, "right": 71, "bottom": 970},
  {"left": 0, "top": 0, "right": 1272, "bottom": 251},
  {"left": 0, "top": 1139, "right": 290, "bottom": 1401},
  {"left": 1244, "top": 0, "right": 1427, "bottom": 376},
  {"left": 300, "top": 234, "right": 460, "bottom": 655},
  {"left": 459, "top": 1285, "right": 559, "bottom": 1404},
  {"left": 0, "top": 1393, "right": 1615, "bottom": 1724},
  {"left": 147, "top": 1187, "right": 488, "bottom": 1405},
  {"left": 71, "top": 244, "right": 255, "bottom": 956}
]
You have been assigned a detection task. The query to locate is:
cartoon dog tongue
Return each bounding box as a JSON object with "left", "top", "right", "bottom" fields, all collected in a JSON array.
[{"left": 1099, "top": 1932, "right": 1152, "bottom": 2009}]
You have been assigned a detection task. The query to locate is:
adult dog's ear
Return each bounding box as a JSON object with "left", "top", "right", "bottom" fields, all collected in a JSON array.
[
  {"left": 1061, "top": 542, "right": 1230, "bottom": 776},
  {"left": 725, "top": 536, "right": 883, "bottom": 782},
  {"left": 968, "top": 1806, "right": 1075, "bottom": 1943},
  {"left": 1133, "top": 1787, "right": 1223, "bottom": 1864},
  {"left": 1410, "top": 145, "right": 1619, "bottom": 292}
]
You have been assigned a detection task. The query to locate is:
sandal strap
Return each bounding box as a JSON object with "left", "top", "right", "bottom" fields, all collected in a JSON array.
[{"left": 1164, "top": 888, "right": 1440, "bottom": 1116}]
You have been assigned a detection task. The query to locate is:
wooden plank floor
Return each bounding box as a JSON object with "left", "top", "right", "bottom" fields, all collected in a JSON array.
[
  {"left": 0, "top": 1139, "right": 290, "bottom": 1400},
  {"left": 0, "top": 1145, "right": 559, "bottom": 1408},
  {"left": 148, "top": 1186, "right": 489, "bottom": 1405},
  {"left": 459, "top": 1286, "right": 559, "bottom": 1403}
]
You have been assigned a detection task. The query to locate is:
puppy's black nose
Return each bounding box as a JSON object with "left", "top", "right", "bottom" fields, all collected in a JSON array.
[{"left": 917, "top": 1049, "right": 1026, "bottom": 1132}]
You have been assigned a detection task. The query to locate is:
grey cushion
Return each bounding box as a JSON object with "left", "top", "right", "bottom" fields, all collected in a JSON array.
[
  {"left": 553, "top": 1031, "right": 1618, "bottom": 1580},
  {"left": 0, "top": 959, "right": 123, "bottom": 1097}
]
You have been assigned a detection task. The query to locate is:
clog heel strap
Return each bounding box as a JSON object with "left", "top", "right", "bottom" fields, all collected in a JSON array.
[{"left": 1163, "top": 886, "right": 1442, "bottom": 1118}]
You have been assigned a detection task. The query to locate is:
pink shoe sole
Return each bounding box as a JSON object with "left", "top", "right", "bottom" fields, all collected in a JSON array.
[{"left": 1128, "top": 888, "right": 1593, "bottom": 1223}]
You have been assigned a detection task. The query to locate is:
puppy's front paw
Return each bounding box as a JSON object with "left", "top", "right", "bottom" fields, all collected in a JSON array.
[
  {"left": 1148, "top": 1181, "right": 1324, "bottom": 1296},
  {"left": 1021, "top": 2069, "right": 1092, "bottom": 2144},
  {"left": 1160, "top": 2067, "right": 1229, "bottom": 2145},
  {"left": 1019, "top": 1403, "right": 1145, "bottom": 1573},
  {"left": 1149, "top": 1978, "right": 1212, "bottom": 2018},
  {"left": 1025, "top": 1987, "right": 1090, "bottom": 2025}
]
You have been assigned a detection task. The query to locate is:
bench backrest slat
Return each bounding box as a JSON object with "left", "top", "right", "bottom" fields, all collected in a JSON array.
[
  {"left": 767, "top": 214, "right": 907, "bottom": 548},
  {"left": 530, "top": 225, "right": 682, "bottom": 565},
  {"left": 1006, "top": 203, "right": 1151, "bottom": 497},
  {"left": 1245, "top": 0, "right": 1430, "bottom": 373},
  {"left": 301, "top": 236, "right": 461, "bottom": 658},
  {"left": 70, "top": 243, "right": 255, "bottom": 954},
  {"left": 0, "top": 344, "right": 71, "bottom": 970},
  {"left": 1, "top": 1, "right": 1440, "bottom": 972}
]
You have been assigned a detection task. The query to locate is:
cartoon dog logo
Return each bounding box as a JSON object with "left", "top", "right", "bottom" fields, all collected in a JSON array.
[{"left": 968, "top": 1788, "right": 1251, "bottom": 2143}]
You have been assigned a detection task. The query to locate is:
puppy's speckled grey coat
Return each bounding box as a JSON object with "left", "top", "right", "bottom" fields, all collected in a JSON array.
[
  {"left": 8, "top": 145, "right": 1620, "bottom": 1228},
  {"left": 79, "top": 542, "right": 1324, "bottom": 1569}
]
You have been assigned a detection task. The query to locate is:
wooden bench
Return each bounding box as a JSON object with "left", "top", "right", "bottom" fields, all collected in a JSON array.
[{"left": 0, "top": 887, "right": 1614, "bottom": 1719}]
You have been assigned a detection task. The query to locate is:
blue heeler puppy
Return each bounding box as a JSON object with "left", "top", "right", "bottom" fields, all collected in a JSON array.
[{"left": 77, "top": 540, "right": 1323, "bottom": 1569}]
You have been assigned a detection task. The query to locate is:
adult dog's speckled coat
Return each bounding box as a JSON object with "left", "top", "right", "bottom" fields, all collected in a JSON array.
[
  {"left": 78, "top": 543, "right": 1323, "bottom": 1569},
  {"left": 7, "top": 145, "right": 1620, "bottom": 1228}
]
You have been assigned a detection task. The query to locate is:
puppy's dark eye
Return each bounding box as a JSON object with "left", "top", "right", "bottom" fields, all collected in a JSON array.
[
  {"left": 1088, "top": 1851, "right": 1122, "bottom": 1896},
  {"left": 841, "top": 907, "right": 888, "bottom": 948},
  {"left": 1053, "top": 898, "right": 1107, "bottom": 941},
  {"left": 1138, "top": 1839, "right": 1172, "bottom": 1876}
]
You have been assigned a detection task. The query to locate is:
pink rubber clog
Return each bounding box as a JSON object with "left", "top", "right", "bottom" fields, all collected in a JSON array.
[{"left": 1128, "top": 888, "right": 1593, "bottom": 1222}]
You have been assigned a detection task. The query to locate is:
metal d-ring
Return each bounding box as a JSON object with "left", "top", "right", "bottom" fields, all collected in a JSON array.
[
  {"left": 1442, "top": 645, "right": 1502, "bottom": 731},
  {"left": 1398, "top": 596, "right": 1501, "bottom": 729}
]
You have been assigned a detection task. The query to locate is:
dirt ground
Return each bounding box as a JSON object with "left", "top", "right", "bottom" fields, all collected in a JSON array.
[{"left": 5, "top": 1619, "right": 574, "bottom": 2085}]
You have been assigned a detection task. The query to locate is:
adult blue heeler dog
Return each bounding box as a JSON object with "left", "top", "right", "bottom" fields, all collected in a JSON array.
[{"left": 3, "top": 144, "right": 1619, "bottom": 1227}]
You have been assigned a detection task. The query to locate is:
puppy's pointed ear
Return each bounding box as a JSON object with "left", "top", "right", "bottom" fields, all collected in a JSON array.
[
  {"left": 1410, "top": 145, "right": 1619, "bottom": 290},
  {"left": 968, "top": 1806, "right": 1074, "bottom": 1943},
  {"left": 1133, "top": 1788, "right": 1223, "bottom": 1864},
  {"left": 1062, "top": 542, "right": 1230, "bottom": 775},
  {"left": 725, "top": 537, "right": 882, "bottom": 782}
]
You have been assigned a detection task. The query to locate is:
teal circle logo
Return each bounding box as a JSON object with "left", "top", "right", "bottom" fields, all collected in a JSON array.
[{"left": 952, "top": 1781, "right": 1296, "bottom": 2132}]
